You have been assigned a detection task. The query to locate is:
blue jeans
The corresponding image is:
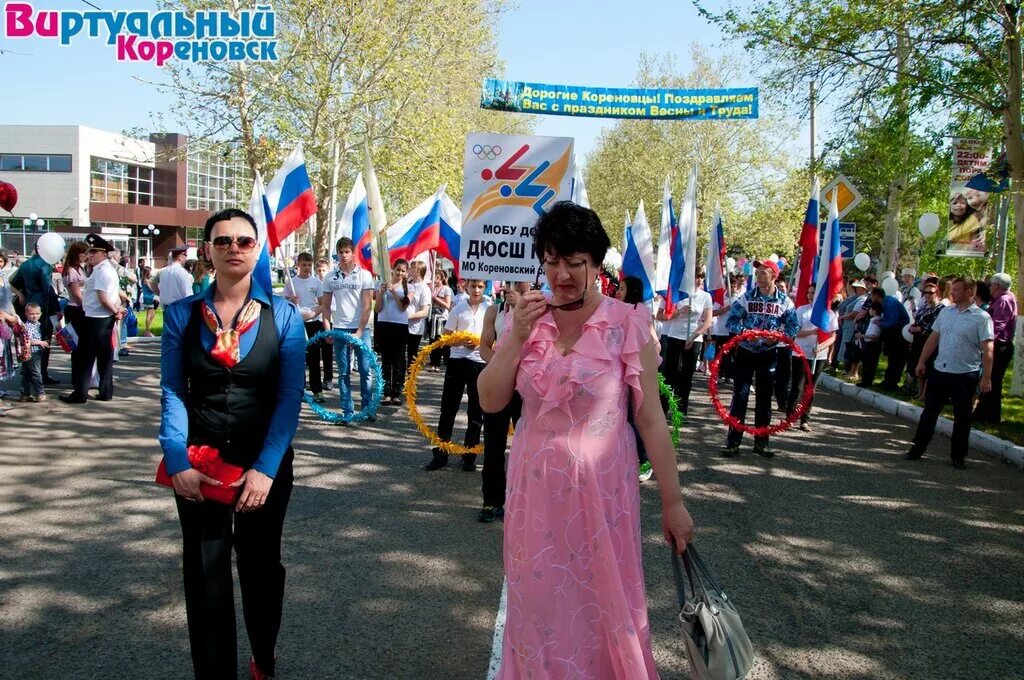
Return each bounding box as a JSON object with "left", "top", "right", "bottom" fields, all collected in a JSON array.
[
  {"left": 726, "top": 346, "right": 778, "bottom": 447},
  {"left": 334, "top": 329, "right": 372, "bottom": 415},
  {"left": 21, "top": 353, "right": 43, "bottom": 396}
]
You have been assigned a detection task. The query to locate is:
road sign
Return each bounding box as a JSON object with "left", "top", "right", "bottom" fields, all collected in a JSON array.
[
  {"left": 820, "top": 175, "right": 863, "bottom": 220},
  {"left": 820, "top": 221, "right": 856, "bottom": 259}
]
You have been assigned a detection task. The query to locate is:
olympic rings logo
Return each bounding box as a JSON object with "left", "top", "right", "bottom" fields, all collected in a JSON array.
[{"left": 472, "top": 144, "right": 502, "bottom": 160}]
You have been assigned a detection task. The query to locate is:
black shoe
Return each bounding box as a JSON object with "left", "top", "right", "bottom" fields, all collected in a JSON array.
[
  {"left": 753, "top": 442, "right": 775, "bottom": 458},
  {"left": 904, "top": 448, "right": 924, "bottom": 461},
  {"left": 719, "top": 445, "right": 741, "bottom": 458},
  {"left": 951, "top": 459, "right": 967, "bottom": 470},
  {"left": 43, "top": 376, "right": 61, "bottom": 385},
  {"left": 424, "top": 454, "right": 448, "bottom": 471},
  {"left": 478, "top": 506, "right": 504, "bottom": 523},
  {"left": 462, "top": 455, "right": 478, "bottom": 472},
  {"left": 59, "top": 393, "right": 86, "bottom": 404},
  {"left": 118, "top": 349, "right": 129, "bottom": 357}
]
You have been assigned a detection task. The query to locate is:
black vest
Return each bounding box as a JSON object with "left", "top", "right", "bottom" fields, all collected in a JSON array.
[{"left": 185, "top": 299, "right": 279, "bottom": 467}]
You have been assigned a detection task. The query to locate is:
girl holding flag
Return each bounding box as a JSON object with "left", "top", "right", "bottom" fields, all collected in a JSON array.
[{"left": 787, "top": 282, "right": 839, "bottom": 431}]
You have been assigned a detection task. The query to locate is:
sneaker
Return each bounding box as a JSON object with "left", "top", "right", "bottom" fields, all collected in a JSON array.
[
  {"left": 638, "top": 461, "right": 654, "bottom": 482},
  {"left": 33, "top": 394, "right": 46, "bottom": 403},
  {"left": 753, "top": 442, "right": 775, "bottom": 458},
  {"left": 478, "top": 506, "right": 504, "bottom": 523},
  {"left": 798, "top": 421, "right": 811, "bottom": 432},
  {"left": 118, "top": 348, "right": 130, "bottom": 357},
  {"left": 719, "top": 445, "right": 741, "bottom": 458},
  {"left": 903, "top": 448, "right": 923, "bottom": 461},
  {"left": 323, "top": 381, "right": 334, "bottom": 391},
  {"left": 312, "top": 393, "right": 326, "bottom": 404}
]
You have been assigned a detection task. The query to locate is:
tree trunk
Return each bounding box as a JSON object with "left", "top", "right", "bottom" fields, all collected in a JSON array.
[
  {"left": 878, "top": 33, "right": 910, "bottom": 275},
  {"left": 1002, "top": 1, "right": 1024, "bottom": 396}
]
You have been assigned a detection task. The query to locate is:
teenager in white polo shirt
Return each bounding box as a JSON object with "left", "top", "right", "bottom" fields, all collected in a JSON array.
[
  {"left": 425, "top": 279, "right": 489, "bottom": 472},
  {"left": 287, "top": 252, "right": 330, "bottom": 403},
  {"left": 656, "top": 271, "right": 713, "bottom": 414},
  {"left": 319, "top": 237, "right": 375, "bottom": 421}
]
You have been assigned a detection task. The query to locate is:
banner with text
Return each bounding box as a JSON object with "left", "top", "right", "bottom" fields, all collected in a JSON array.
[
  {"left": 946, "top": 138, "right": 993, "bottom": 258},
  {"left": 480, "top": 79, "right": 759, "bottom": 120},
  {"left": 460, "top": 133, "right": 574, "bottom": 281}
]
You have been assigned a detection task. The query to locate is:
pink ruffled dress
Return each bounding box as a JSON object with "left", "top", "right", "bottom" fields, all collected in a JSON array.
[{"left": 497, "top": 296, "right": 659, "bottom": 680}]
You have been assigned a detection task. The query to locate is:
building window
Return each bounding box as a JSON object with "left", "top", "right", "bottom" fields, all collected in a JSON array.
[
  {"left": 185, "top": 141, "right": 250, "bottom": 212},
  {"left": 90, "top": 157, "right": 154, "bottom": 205},
  {"left": 0, "top": 154, "right": 73, "bottom": 172}
]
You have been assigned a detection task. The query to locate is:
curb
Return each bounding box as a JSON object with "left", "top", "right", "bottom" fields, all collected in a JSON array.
[
  {"left": 126, "top": 336, "right": 161, "bottom": 344},
  {"left": 818, "top": 375, "right": 1024, "bottom": 468}
]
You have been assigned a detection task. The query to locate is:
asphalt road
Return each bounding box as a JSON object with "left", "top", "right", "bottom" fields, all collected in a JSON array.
[{"left": 1, "top": 345, "right": 1022, "bottom": 679}]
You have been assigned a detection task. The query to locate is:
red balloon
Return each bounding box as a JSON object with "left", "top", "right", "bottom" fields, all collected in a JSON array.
[{"left": 0, "top": 181, "right": 17, "bottom": 213}]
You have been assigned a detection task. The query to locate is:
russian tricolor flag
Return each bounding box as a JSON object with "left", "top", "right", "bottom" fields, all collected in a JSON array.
[
  {"left": 386, "top": 186, "right": 463, "bottom": 275},
  {"left": 654, "top": 176, "right": 684, "bottom": 315},
  {"left": 810, "top": 197, "right": 844, "bottom": 343},
  {"left": 264, "top": 143, "right": 318, "bottom": 252},
  {"left": 621, "top": 201, "right": 656, "bottom": 301},
  {"left": 795, "top": 178, "right": 820, "bottom": 307},
  {"left": 248, "top": 171, "right": 275, "bottom": 294},
  {"left": 339, "top": 173, "right": 373, "bottom": 272},
  {"left": 706, "top": 205, "right": 727, "bottom": 305}
]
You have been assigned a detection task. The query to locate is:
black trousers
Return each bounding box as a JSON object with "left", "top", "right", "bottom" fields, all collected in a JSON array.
[
  {"left": 911, "top": 370, "right": 980, "bottom": 463},
  {"left": 433, "top": 358, "right": 484, "bottom": 463},
  {"left": 39, "top": 313, "right": 54, "bottom": 380},
  {"left": 774, "top": 347, "right": 792, "bottom": 410},
  {"left": 726, "top": 347, "right": 777, "bottom": 447},
  {"left": 64, "top": 306, "right": 85, "bottom": 387},
  {"left": 974, "top": 340, "right": 1012, "bottom": 422},
  {"left": 376, "top": 321, "right": 408, "bottom": 399},
  {"left": 881, "top": 326, "right": 909, "bottom": 389},
  {"left": 661, "top": 336, "right": 701, "bottom": 414},
  {"left": 711, "top": 334, "right": 734, "bottom": 381},
  {"left": 303, "top": 320, "right": 331, "bottom": 394},
  {"left": 70, "top": 315, "right": 115, "bottom": 400},
  {"left": 859, "top": 340, "right": 883, "bottom": 387},
  {"left": 787, "top": 355, "right": 826, "bottom": 423},
  {"left": 406, "top": 332, "right": 422, "bottom": 368},
  {"left": 482, "top": 392, "right": 522, "bottom": 508},
  {"left": 175, "top": 451, "right": 294, "bottom": 679}
]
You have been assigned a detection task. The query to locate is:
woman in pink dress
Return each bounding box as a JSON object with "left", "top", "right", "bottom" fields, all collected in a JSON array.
[{"left": 479, "top": 202, "right": 695, "bottom": 679}]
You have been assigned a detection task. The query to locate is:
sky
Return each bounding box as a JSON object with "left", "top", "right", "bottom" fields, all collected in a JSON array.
[{"left": 1, "top": 0, "right": 813, "bottom": 161}]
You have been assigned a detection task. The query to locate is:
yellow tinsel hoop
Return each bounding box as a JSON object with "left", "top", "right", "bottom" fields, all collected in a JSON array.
[{"left": 404, "top": 331, "right": 485, "bottom": 456}]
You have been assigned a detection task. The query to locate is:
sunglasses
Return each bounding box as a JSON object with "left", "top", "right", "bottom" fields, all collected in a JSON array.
[
  {"left": 211, "top": 235, "right": 258, "bottom": 251},
  {"left": 533, "top": 260, "right": 589, "bottom": 311}
]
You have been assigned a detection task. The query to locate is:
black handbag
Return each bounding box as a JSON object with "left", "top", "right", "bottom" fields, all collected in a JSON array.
[{"left": 671, "top": 544, "right": 754, "bottom": 680}]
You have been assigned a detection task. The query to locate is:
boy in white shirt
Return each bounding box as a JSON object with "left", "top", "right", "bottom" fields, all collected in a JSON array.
[
  {"left": 287, "top": 252, "right": 329, "bottom": 402},
  {"left": 425, "top": 279, "right": 489, "bottom": 472}
]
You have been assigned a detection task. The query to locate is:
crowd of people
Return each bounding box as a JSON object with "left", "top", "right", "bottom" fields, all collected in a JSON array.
[{"left": 1, "top": 201, "right": 1018, "bottom": 679}]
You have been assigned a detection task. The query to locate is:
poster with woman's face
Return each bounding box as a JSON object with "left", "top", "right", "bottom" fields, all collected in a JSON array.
[{"left": 946, "top": 139, "right": 992, "bottom": 257}]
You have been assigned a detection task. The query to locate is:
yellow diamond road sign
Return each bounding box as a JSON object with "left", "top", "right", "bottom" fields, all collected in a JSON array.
[{"left": 820, "top": 175, "right": 863, "bottom": 220}]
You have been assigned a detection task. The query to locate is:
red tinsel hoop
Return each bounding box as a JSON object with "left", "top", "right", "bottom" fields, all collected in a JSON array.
[{"left": 708, "top": 329, "right": 815, "bottom": 438}]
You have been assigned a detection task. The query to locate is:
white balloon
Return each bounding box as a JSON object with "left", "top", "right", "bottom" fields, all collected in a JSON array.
[
  {"left": 725, "top": 257, "right": 736, "bottom": 272},
  {"left": 881, "top": 277, "right": 899, "bottom": 296},
  {"left": 854, "top": 252, "right": 870, "bottom": 271},
  {"left": 918, "top": 212, "right": 941, "bottom": 238},
  {"left": 768, "top": 253, "right": 779, "bottom": 263},
  {"left": 902, "top": 323, "right": 914, "bottom": 343},
  {"left": 882, "top": 271, "right": 896, "bottom": 281},
  {"left": 603, "top": 247, "right": 623, "bottom": 271},
  {"left": 36, "top": 232, "right": 66, "bottom": 266}
]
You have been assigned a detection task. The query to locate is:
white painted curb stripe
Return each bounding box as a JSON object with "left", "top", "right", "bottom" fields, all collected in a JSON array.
[
  {"left": 818, "top": 375, "right": 1024, "bottom": 467},
  {"left": 486, "top": 580, "right": 507, "bottom": 680}
]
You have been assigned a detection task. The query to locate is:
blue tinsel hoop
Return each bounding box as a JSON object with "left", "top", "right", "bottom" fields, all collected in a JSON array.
[{"left": 303, "top": 329, "right": 384, "bottom": 424}]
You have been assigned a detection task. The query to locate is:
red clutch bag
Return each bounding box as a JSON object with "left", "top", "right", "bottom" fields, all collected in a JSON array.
[{"left": 155, "top": 445, "right": 244, "bottom": 505}]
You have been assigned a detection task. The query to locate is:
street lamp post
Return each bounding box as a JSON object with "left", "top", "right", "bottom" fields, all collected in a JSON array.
[
  {"left": 142, "top": 223, "right": 160, "bottom": 263},
  {"left": 20, "top": 212, "right": 45, "bottom": 255}
]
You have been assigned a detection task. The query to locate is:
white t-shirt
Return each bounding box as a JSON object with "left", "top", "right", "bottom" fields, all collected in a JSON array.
[
  {"left": 289, "top": 274, "right": 323, "bottom": 321},
  {"left": 445, "top": 299, "right": 489, "bottom": 363},
  {"left": 711, "top": 300, "right": 731, "bottom": 336},
  {"left": 377, "top": 283, "right": 411, "bottom": 324},
  {"left": 84, "top": 260, "right": 121, "bottom": 318},
  {"left": 433, "top": 285, "right": 453, "bottom": 321},
  {"left": 794, "top": 303, "right": 838, "bottom": 359},
  {"left": 325, "top": 266, "right": 375, "bottom": 329},
  {"left": 407, "top": 281, "right": 432, "bottom": 335},
  {"left": 453, "top": 291, "right": 469, "bottom": 308},
  {"left": 159, "top": 261, "right": 194, "bottom": 307},
  {"left": 658, "top": 289, "right": 712, "bottom": 341}
]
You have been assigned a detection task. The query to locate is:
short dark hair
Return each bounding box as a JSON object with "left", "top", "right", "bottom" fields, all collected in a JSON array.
[
  {"left": 871, "top": 287, "right": 885, "bottom": 298},
  {"left": 204, "top": 208, "right": 257, "bottom": 241},
  {"left": 533, "top": 201, "right": 610, "bottom": 266},
  {"left": 952, "top": 276, "right": 978, "bottom": 294},
  {"left": 336, "top": 237, "right": 354, "bottom": 252},
  {"left": 620, "top": 276, "right": 644, "bottom": 304},
  {"left": 296, "top": 252, "right": 314, "bottom": 264}
]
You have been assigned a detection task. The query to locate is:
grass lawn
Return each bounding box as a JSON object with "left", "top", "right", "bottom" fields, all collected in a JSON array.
[{"left": 831, "top": 354, "right": 1024, "bottom": 446}]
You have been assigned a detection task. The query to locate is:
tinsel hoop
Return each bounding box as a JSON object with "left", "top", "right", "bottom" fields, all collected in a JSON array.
[
  {"left": 405, "top": 331, "right": 484, "bottom": 456},
  {"left": 303, "top": 329, "right": 384, "bottom": 424},
  {"left": 708, "top": 329, "right": 814, "bottom": 437},
  {"left": 658, "top": 373, "right": 684, "bottom": 447}
]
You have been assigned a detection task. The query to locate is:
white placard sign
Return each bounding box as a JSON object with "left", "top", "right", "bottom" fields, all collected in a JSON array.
[{"left": 460, "top": 133, "right": 574, "bottom": 281}]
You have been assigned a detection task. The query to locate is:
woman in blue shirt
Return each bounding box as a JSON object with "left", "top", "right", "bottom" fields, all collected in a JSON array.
[{"left": 159, "top": 208, "right": 305, "bottom": 680}]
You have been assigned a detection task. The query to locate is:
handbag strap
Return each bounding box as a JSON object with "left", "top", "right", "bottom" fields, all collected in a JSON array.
[{"left": 670, "top": 542, "right": 712, "bottom": 610}]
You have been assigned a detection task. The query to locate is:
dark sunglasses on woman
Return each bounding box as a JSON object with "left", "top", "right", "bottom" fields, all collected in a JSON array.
[
  {"left": 533, "top": 262, "right": 589, "bottom": 312},
  {"left": 211, "top": 235, "right": 258, "bottom": 251}
]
